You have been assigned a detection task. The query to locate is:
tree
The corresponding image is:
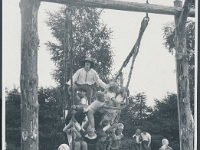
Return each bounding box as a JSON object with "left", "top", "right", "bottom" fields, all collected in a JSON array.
[
  {"left": 6, "top": 88, "right": 21, "bottom": 150},
  {"left": 38, "top": 87, "right": 66, "bottom": 150},
  {"left": 45, "top": 5, "right": 113, "bottom": 86},
  {"left": 119, "top": 93, "right": 181, "bottom": 150},
  {"left": 119, "top": 93, "right": 153, "bottom": 150},
  {"left": 148, "top": 94, "right": 179, "bottom": 150},
  {"left": 6, "top": 87, "right": 67, "bottom": 150},
  {"left": 120, "top": 93, "right": 152, "bottom": 134},
  {"left": 163, "top": 20, "right": 195, "bottom": 115}
]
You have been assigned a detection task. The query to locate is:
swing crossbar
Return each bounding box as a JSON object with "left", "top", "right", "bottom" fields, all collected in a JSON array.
[{"left": 41, "top": 0, "right": 195, "bottom": 17}]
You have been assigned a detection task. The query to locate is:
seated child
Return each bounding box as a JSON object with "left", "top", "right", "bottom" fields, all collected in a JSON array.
[
  {"left": 95, "top": 131, "right": 107, "bottom": 150},
  {"left": 73, "top": 123, "right": 98, "bottom": 150},
  {"left": 108, "top": 123, "right": 124, "bottom": 150},
  {"left": 132, "top": 129, "right": 143, "bottom": 150}
]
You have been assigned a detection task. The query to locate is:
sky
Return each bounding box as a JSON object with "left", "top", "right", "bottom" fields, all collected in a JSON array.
[{"left": 3, "top": 0, "right": 193, "bottom": 106}]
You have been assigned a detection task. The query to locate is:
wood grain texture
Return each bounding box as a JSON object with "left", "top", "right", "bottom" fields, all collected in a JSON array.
[
  {"left": 20, "top": 0, "right": 40, "bottom": 149},
  {"left": 41, "top": 0, "right": 195, "bottom": 17}
]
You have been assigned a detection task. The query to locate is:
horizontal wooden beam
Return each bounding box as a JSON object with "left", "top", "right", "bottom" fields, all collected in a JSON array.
[{"left": 41, "top": 0, "right": 195, "bottom": 17}]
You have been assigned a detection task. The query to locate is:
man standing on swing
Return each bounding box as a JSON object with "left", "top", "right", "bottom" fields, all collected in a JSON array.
[{"left": 67, "top": 57, "right": 108, "bottom": 104}]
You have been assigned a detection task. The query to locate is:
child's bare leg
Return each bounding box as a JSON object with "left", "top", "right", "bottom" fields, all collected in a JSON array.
[
  {"left": 87, "top": 111, "right": 95, "bottom": 129},
  {"left": 63, "top": 120, "right": 73, "bottom": 133},
  {"left": 82, "top": 119, "right": 89, "bottom": 131},
  {"left": 81, "top": 141, "right": 88, "bottom": 150},
  {"left": 74, "top": 141, "right": 81, "bottom": 150}
]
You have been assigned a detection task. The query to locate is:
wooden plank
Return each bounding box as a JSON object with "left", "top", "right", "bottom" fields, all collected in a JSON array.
[
  {"left": 41, "top": 0, "right": 195, "bottom": 17},
  {"left": 19, "top": 0, "right": 40, "bottom": 150},
  {"left": 174, "top": 0, "right": 194, "bottom": 150}
]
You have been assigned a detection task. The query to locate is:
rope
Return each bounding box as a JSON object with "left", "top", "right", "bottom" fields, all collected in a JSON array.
[
  {"left": 107, "top": 12, "right": 150, "bottom": 150},
  {"left": 115, "top": 16, "right": 149, "bottom": 81}
]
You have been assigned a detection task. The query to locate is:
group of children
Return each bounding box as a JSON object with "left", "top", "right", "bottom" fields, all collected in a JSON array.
[
  {"left": 132, "top": 129, "right": 151, "bottom": 150},
  {"left": 61, "top": 81, "right": 129, "bottom": 150}
]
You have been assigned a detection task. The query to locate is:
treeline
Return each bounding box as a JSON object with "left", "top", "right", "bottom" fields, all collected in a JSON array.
[{"left": 6, "top": 87, "right": 180, "bottom": 150}]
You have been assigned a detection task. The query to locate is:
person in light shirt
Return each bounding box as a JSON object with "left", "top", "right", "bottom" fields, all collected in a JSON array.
[
  {"left": 132, "top": 129, "right": 142, "bottom": 150},
  {"left": 141, "top": 131, "right": 151, "bottom": 150},
  {"left": 159, "top": 139, "right": 173, "bottom": 150},
  {"left": 67, "top": 57, "right": 108, "bottom": 104}
]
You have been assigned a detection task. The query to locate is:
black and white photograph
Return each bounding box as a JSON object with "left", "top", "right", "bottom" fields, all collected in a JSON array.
[{"left": 3, "top": 0, "right": 197, "bottom": 150}]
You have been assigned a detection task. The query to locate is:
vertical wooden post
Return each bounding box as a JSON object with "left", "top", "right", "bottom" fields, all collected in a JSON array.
[
  {"left": 65, "top": 11, "right": 74, "bottom": 108},
  {"left": 174, "top": 0, "right": 194, "bottom": 150},
  {"left": 63, "top": 9, "right": 70, "bottom": 118},
  {"left": 19, "top": 0, "right": 40, "bottom": 150}
]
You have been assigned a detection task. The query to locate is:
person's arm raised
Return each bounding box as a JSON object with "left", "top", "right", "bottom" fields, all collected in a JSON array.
[{"left": 93, "top": 70, "right": 108, "bottom": 89}]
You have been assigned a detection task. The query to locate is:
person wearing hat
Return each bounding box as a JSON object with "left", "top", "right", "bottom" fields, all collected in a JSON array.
[{"left": 67, "top": 57, "right": 108, "bottom": 104}]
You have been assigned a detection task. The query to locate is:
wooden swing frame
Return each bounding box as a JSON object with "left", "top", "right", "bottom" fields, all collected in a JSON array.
[{"left": 19, "top": 0, "right": 195, "bottom": 149}]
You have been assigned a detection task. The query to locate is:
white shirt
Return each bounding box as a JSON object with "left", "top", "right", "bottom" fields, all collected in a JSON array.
[
  {"left": 141, "top": 132, "right": 151, "bottom": 141},
  {"left": 132, "top": 134, "right": 141, "bottom": 143},
  {"left": 68, "top": 68, "right": 108, "bottom": 89},
  {"left": 104, "top": 92, "right": 116, "bottom": 102},
  {"left": 114, "top": 95, "right": 124, "bottom": 104},
  {"left": 81, "top": 97, "right": 88, "bottom": 105}
]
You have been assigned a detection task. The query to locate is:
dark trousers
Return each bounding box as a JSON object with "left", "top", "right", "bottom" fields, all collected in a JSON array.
[
  {"left": 142, "top": 141, "right": 150, "bottom": 150},
  {"left": 75, "top": 83, "right": 94, "bottom": 104},
  {"left": 94, "top": 111, "right": 104, "bottom": 129},
  {"left": 134, "top": 143, "right": 141, "bottom": 150}
]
